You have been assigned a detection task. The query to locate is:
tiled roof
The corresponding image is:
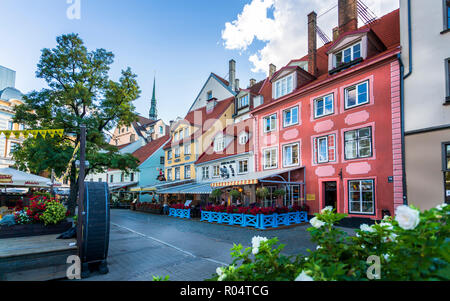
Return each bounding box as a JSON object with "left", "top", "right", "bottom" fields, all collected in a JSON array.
[
  {"left": 164, "top": 97, "right": 235, "bottom": 150},
  {"left": 132, "top": 135, "right": 170, "bottom": 165},
  {"left": 195, "top": 118, "right": 253, "bottom": 164},
  {"left": 211, "top": 73, "right": 230, "bottom": 87}
]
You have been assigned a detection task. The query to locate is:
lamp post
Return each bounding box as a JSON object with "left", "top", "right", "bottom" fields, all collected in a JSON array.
[{"left": 77, "top": 125, "right": 86, "bottom": 261}]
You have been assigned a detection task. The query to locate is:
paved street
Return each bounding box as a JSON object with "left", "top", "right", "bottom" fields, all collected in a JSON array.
[{"left": 84, "top": 209, "right": 325, "bottom": 281}]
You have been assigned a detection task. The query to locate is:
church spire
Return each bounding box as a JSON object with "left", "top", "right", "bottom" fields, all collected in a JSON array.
[{"left": 149, "top": 76, "right": 158, "bottom": 120}]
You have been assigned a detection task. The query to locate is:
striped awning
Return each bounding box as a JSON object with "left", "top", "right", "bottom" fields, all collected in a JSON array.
[
  {"left": 157, "top": 182, "right": 212, "bottom": 195},
  {"left": 211, "top": 179, "right": 258, "bottom": 188}
]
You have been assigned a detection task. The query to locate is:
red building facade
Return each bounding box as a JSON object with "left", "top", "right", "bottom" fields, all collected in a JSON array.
[{"left": 250, "top": 3, "right": 403, "bottom": 221}]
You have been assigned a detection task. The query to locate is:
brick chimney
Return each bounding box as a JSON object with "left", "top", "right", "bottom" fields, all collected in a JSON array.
[
  {"left": 229, "top": 60, "right": 236, "bottom": 91},
  {"left": 249, "top": 78, "right": 256, "bottom": 87},
  {"left": 308, "top": 11, "right": 317, "bottom": 77},
  {"left": 338, "top": 0, "right": 358, "bottom": 35},
  {"left": 269, "top": 64, "right": 277, "bottom": 78},
  {"left": 332, "top": 26, "right": 339, "bottom": 41}
]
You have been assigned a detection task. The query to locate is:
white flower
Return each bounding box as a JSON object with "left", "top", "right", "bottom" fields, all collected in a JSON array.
[
  {"left": 216, "top": 267, "right": 224, "bottom": 276},
  {"left": 360, "top": 224, "right": 375, "bottom": 233},
  {"left": 310, "top": 217, "right": 326, "bottom": 229},
  {"left": 436, "top": 203, "right": 448, "bottom": 211},
  {"left": 251, "top": 236, "right": 268, "bottom": 255},
  {"left": 321, "top": 206, "right": 334, "bottom": 213},
  {"left": 379, "top": 222, "right": 394, "bottom": 230},
  {"left": 316, "top": 245, "right": 322, "bottom": 250},
  {"left": 395, "top": 206, "right": 420, "bottom": 230},
  {"left": 295, "top": 271, "right": 314, "bottom": 281},
  {"left": 383, "top": 254, "right": 390, "bottom": 262},
  {"left": 361, "top": 244, "right": 366, "bottom": 249},
  {"left": 218, "top": 273, "right": 227, "bottom": 281}
]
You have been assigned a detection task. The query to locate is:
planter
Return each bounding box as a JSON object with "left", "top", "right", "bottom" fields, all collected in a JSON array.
[
  {"left": 0, "top": 221, "right": 73, "bottom": 239},
  {"left": 169, "top": 208, "right": 191, "bottom": 219}
]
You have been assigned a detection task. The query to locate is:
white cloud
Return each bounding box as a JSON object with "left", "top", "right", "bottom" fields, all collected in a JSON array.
[{"left": 222, "top": 0, "right": 399, "bottom": 75}]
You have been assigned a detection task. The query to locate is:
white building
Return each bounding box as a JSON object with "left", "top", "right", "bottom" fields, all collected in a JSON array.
[{"left": 400, "top": 0, "right": 450, "bottom": 209}]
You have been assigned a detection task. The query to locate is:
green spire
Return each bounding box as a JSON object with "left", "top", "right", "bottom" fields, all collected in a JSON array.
[{"left": 149, "top": 76, "right": 157, "bottom": 120}]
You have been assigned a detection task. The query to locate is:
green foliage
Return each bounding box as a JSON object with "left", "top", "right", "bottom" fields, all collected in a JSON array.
[
  {"left": 229, "top": 190, "right": 241, "bottom": 199},
  {"left": 207, "top": 204, "right": 450, "bottom": 281},
  {"left": 13, "top": 33, "right": 141, "bottom": 209},
  {"left": 41, "top": 200, "right": 67, "bottom": 226},
  {"left": 273, "top": 189, "right": 286, "bottom": 197},
  {"left": 256, "top": 187, "right": 269, "bottom": 200},
  {"left": 211, "top": 189, "right": 223, "bottom": 200},
  {"left": 152, "top": 275, "right": 170, "bottom": 281}
]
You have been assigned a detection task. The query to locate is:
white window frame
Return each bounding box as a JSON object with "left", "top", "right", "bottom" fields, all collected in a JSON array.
[
  {"left": 348, "top": 179, "right": 375, "bottom": 215},
  {"left": 239, "top": 132, "right": 249, "bottom": 145},
  {"left": 314, "top": 93, "right": 334, "bottom": 119},
  {"left": 283, "top": 143, "right": 300, "bottom": 167},
  {"left": 213, "top": 165, "right": 220, "bottom": 178},
  {"left": 274, "top": 74, "right": 294, "bottom": 99},
  {"left": 344, "top": 127, "right": 373, "bottom": 160},
  {"left": 335, "top": 42, "right": 362, "bottom": 67},
  {"left": 238, "top": 94, "right": 249, "bottom": 109},
  {"left": 175, "top": 146, "right": 180, "bottom": 158},
  {"left": 238, "top": 160, "right": 249, "bottom": 174},
  {"left": 184, "top": 143, "right": 191, "bottom": 156},
  {"left": 174, "top": 131, "right": 179, "bottom": 141},
  {"left": 167, "top": 150, "right": 173, "bottom": 160},
  {"left": 317, "top": 136, "right": 329, "bottom": 164},
  {"left": 167, "top": 169, "right": 172, "bottom": 181},
  {"left": 184, "top": 128, "right": 189, "bottom": 138},
  {"left": 344, "top": 81, "right": 369, "bottom": 109},
  {"left": 184, "top": 165, "right": 191, "bottom": 179},
  {"left": 214, "top": 135, "right": 225, "bottom": 152},
  {"left": 175, "top": 167, "right": 180, "bottom": 180},
  {"left": 263, "top": 114, "right": 277, "bottom": 133},
  {"left": 263, "top": 147, "right": 278, "bottom": 170},
  {"left": 202, "top": 166, "right": 210, "bottom": 180},
  {"left": 254, "top": 95, "right": 263, "bottom": 108},
  {"left": 283, "top": 106, "right": 299, "bottom": 128}
]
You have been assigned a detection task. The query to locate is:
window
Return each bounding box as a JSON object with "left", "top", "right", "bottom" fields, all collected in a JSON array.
[
  {"left": 254, "top": 96, "right": 264, "bottom": 108},
  {"left": 130, "top": 173, "right": 135, "bottom": 182},
  {"left": 239, "top": 132, "right": 249, "bottom": 145},
  {"left": 19, "top": 124, "right": 24, "bottom": 131},
  {"left": 207, "top": 91, "right": 213, "bottom": 100},
  {"left": 238, "top": 160, "right": 249, "bottom": 174},
  {"left": 9, "top": 142, "right": 20, "bottom": 155},
  {"left": 160, "top": 156, "right": 165, "bottom": 165},
  {"left": 274, "top": 74, "right": 294, "bottom": 99},
  {"left": 443, "top": 143, "right": 450, "bottom": 204},
  {"left": 345, "top": 81, "right": 369, "bottom": 109},
  {"left": 130, "top": 134, "right": 136, "bottom": 142},
  {"left": 7, "top": 121, "right": 13, "bottom": 130},
  {"left": 238, "top": 95, "right": 249, "bottom": 109},
  {"left": 184, "top": 128, "right": 189, "bottom": 138},
  {"left": 184, "top": 143, "right": 191, "bottom": 155},
  {"left": 348, "top": 180, "right": 375, "bottom": 215},
  {"left": 283, "top": 143, "right": 300, "bottom": 167},
  {"left": 446, "top": 59, "right": 450, "bottom": 102},
  {"left": 283, "top": 106, "right": 299, "bottom": 127},
  {"left": 335, "top": 43, "right": 361, "bottom": 67},
  {"left": 110, "top": 175, "right": 114, "bottom": 183},
  {"left": 184, "top": 166, "right": 191, "bottom": 179},
  {"left": 168, "top": 150, "right": 173, "bottom": 160},
  {"left": 98, "top": 178, "right": 102, "bottom": 183},
  {"left": 263, "top": 148, "right": 278, "bottom": 170},
  {"left": 284, "top": 185, "right": 301, "bottom": 207},
  {"left": 167, "top": 169, "right": 172, "bottom": 181},
  {"left": 175, "top": 146, "right": 180, "bottom": 158},
  {"left": 314, "top": 94, "right": 334, "bottom": 118},
  {"left": 264, "top": 114, "right": 277, "bottom": 133},
  {"left": 213, "top": 165, "right": 220, "bottom": 178},
  {"left": 174, "top": 132, "right": 179, "bottom": 141},
  {"left": 214, "top": 136, "right": 225, "bottom": 152},
  {"left": 445, "top": 0, "right": 450, "bottom": 30},
  {"left": 175, "top": 167, "right": 180, "bottom": 180},
  {"left": 314, "top": 134, "right": 336, "bottom": 164},
  {"left": 202, "top": 166, "right": 210, "bottom": 180},
  {"left": 159, "top": 126, "right": 164, "bottom": 135},
  {"left": 121, "top": 173, "right": 125, "bottom": 182},
  {"left": 263, "top": 187, "right": 278, "bottom": 208},
  {"left": 345, "top": 127, "right": 373, "bottom": 160}
]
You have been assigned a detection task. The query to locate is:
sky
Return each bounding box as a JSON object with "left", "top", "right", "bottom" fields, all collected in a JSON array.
[{"left": 0, "top": 0, "right": 399, "bottom": 125}]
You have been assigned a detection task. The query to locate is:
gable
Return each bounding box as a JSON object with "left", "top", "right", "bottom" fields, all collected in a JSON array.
[{"left": 189, "top": 73, "right": 236, "bottom": 112}]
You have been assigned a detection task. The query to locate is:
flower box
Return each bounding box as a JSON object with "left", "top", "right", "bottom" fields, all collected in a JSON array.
[{"left": 0, "top": 221, "right": 73, "bottom": 239}]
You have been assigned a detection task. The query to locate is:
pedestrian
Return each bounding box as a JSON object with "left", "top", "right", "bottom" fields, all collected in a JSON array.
[
  {"left": 220, "top": 199, "right": 226, "bottom": 206},
  {"left": 236, "top": 198, "right": 242, "bottom": 207},
  {"left": 163, "top": 200, "right": 169, "bottom": 215}
]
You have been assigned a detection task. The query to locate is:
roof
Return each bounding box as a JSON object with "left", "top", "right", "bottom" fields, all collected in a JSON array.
[
  {"left": 211, "top": 73, "right": 230, "bottom": 87},
  {"left": 164, "top": 96, "right": 235, "bottom": 150},
  {"left": 195, "top": 118, "right": 253, "bottom": 165},
  {"left": 132, "top": 115, "right": 160, "bottom": 138},
  {"left": 132, "top": 135, "right": 170, "bottom": 164},
  {"left": 252, "top": 9, "right": 400, "bottom": 112},
  {"left": 157, "top": 182, "right": 212, "bottom": 195},
  {"left": 0, "top": 87, "right": 22, "bottom": 101}
]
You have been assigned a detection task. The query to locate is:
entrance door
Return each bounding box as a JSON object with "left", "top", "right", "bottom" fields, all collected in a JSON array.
[{"left": 324, "top": 181, "right": 337, "bottom": 210}]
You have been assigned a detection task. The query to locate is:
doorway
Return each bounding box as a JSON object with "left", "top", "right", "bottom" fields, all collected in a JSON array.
[{"left": 324, "top": 181, "right": 337, "bottom": 210}]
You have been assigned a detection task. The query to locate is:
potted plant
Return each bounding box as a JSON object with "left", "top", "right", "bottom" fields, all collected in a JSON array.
[
  {"left": 273, "top": 189, "right": 286, "bottom": 203},
  {"left": 211, "top": 189, "right": 222, "bottom": 204},
  {"left": 229, "top": 190, "right": 241, "bottom": 202},
  {"left": 256, "top": 187, "right": 269, "bottom": 205}
]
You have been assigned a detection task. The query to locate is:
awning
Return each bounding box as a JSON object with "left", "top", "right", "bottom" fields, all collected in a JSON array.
[
  {"left": 157, "top": 182, "right": 212, "bottom": 195},
  {"left": 211, "top": 167, "right": 304, "bottom": 188},
  {"left": 130, "top": 187, "right": 157, "bottom": 193},
  {"left": 0, "top": 168, "right": 62, "bottom": 188},
  {"left": 108, "top": 182, "right": 138, "bottom": 191}
]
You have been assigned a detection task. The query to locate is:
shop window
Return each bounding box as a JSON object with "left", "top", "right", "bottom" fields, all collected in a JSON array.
[
  {"left": 348, "top": 179, "right": 375, "bottom": 215},
  {"left": 284, "top": 185, "right": 301, "bottom": 207},
  {"left": 344, "top": 127, "right": 373, "bottom": 160}
]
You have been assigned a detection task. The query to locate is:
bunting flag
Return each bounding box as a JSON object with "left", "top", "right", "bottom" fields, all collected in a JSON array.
[
  {"left": 53, "top": 142, "right": 81, "bottom": 184},
  {"left": 0, "top": 129, "right": 65, "bottom": 139}
]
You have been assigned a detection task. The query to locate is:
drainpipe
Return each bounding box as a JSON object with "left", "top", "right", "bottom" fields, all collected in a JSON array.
[
  {"left": 398, "top": 54, "right": 408, "bottom": 205},
  {"left": 404, "top": 0, "right": 413, "bottom": 79}
]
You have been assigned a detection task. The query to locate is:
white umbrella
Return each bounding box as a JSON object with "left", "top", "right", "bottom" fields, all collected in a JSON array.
[{"left": 0, "top": 168, "right": 62, "bottom": 188}]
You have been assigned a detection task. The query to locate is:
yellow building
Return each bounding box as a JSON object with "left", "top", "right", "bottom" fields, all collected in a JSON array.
[{"left": 163, "top": 97, "right": 235, "bottom": 182}]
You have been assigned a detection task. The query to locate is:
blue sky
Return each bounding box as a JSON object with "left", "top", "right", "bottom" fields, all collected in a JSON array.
[{"left": 0, "top": 0, "right": 398, "bottom": 124}]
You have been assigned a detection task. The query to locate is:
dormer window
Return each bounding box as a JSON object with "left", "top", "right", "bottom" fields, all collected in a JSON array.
[
  {"left": 274, "top": 74, "right": 294, "bottom": 99},
  {"left": 335, "top": 43, "right": 361, "bottom": 68},
  {"left": 254, "top": 95, "right": 263, "bottom": 108},
  {"left": 238, "top": 94, "right": 249, "bottom": 109}
]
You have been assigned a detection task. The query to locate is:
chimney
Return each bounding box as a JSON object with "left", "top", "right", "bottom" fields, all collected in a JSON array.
[
  {"left": 308, "top": 11, "right": 317, "bottom": 77},
  {"left": 269, "top": 64, "right": 277, "bottom": 78},
  {"left": 229, "top": 60, "right": 236, "bottom": 91},
  {"left": 235, "top": 79, "right": 240, "bottom": 91},
  {"left": 249, "top": 78, "right": 256, "bottom": 87},
  {"left": 338, "top": 0, "right": 358, "bottom": 35},
  {"left": 332, "top": 26, "right": 339, "bottom": 41}
]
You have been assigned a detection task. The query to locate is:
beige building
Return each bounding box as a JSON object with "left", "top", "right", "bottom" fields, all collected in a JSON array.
[
  {"left": 400, "top": 0, "right": 450, "bottom": 209},
  {"left": 110, "top": 116, "right": 169, "bottom": 147}
]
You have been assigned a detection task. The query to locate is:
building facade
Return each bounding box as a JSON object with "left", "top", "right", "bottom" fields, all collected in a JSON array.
[
  {"left": 400, "top": 0, "right": 450, "bottom": 209},
  {"left": 251, "top": 1, "right": 402, "bottom": 221}
]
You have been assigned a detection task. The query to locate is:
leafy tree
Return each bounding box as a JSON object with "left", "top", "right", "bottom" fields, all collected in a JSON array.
[{"left": 13, "top": 33, "right": 141, "bottom": 213}]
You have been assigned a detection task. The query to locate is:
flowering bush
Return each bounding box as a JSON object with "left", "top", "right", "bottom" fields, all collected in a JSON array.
[
  {"left": 201, "top": 205, "right": 303, "bottom": 216},
  {"left": 41, "top": 200, "right": 67, "bottom": 226},
  {"left": 170, "top": 204, "right": 190, "bottom": 210},
  {"left": 14, "top": 210, "right": 32, "bottom": 225},
  {"left": 208, "top": 204, "right": 450, "bottom": 281},
  {"left": 136, "top": 203, "right": 162, "bottom": 210},
  {"left": 13, "top": 195, "right": 68, "bottom": 226}
]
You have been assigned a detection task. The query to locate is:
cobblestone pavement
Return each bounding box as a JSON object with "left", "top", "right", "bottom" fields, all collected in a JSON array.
[{"left": 83, "top": 209, "right": 352, "bottom": 281}]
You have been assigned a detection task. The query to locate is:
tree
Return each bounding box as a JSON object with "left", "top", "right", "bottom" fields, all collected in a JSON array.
[{"left": 13, "top": 33, "right": 141, "bottom": 213}]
